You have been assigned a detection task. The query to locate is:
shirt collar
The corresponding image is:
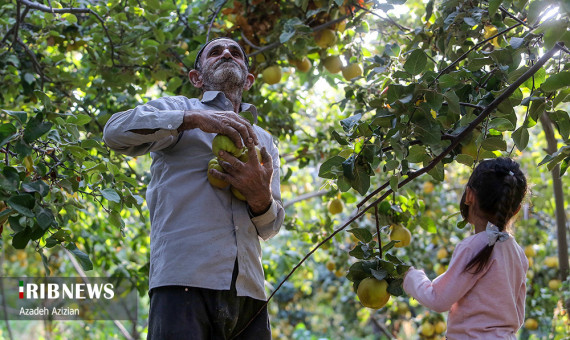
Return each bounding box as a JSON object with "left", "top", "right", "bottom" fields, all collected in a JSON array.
[{"left": 201, "top": 91, "right": 258, "bottom": 121}]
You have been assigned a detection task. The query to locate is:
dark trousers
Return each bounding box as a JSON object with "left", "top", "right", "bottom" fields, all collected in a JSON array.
[{"left": 147, "top": 263, "right": 271, "bottom": 340}]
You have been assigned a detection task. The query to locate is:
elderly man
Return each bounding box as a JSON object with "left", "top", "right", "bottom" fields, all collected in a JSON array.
[{"left": 103, "top": 37, "right": 284, "bottom": 339}]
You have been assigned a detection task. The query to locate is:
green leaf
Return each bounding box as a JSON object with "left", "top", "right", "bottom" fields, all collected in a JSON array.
[
  {"left": 0, "top": 167, "right": 19, "bottom": 192},
  {"left": 348, "top": 228, "right": 373, "bottom": 243},
  {"left": 0, "top": 123, "right": 17, "bottom": 147},
  {"left": 427, "top": 160, "right": 444, "bottom": 181},
  {"left": 12, "top": 227, "right": 31, "bottom": 249},
  {"left": 319, "top": 156, "right": 345, "bottom": 179},
  {"left": 350, "top": 163, "right": 370, "bottom": 196},
  {"left": 370, "top": 268, "right": 387, "bottom": 281},
  {"left": 488, "top": 0, "right": 501, "bottom": 16},
  {"left": 403, "top": 49, "right": 427, "bottom": 76},
  {"left": 65, "top": 243, "right": 94, "bottom": 271},
  {"left": 381, "top": 240, "right": 399, "bottom": 253},
  {"left": 2, "top": 110, "right": 27, "bottom": 124},
  {"left": 23, "top": 116, "right": 53, "bottom": 143},
  {"left": 481, "top": 137, "right": 507, "bottom": 151},
  {"left": 67, "top": 114, "right": 92, "bottom": 125},
  {"left": 444, "top": 90, "right": 460, "bottom": 114},
  {"left": 529, "top": 99, "right": 546, "bottom": 122},
  {"left": 101, "top": 188, "right": 121, "bottom": 203},
  {"left": 438, "top": 74, "right": 460, "bottom": 88},
  {"left": 407, "top": 144, "right": 427, "bottom": 163},
  {"left": 36, "top": 207, "right": 55, "bottom": 230},
  {"left": 541, "top": 71, "right": 570, "bottom": 92},
  {"left": 239, "top": 111, "right": 255, "bottom": 125},
  {"left": 7, "top": 194, "right": 35, "bottom": 217},
  {"left": 455, "top": 154, "right": 474, "bottom": 166},
  {"left": 41, "top": 251, "right": 51, "bottom": 276},
  {"left": 387, "top": 278, "right": 404, "bottom": 296},
  {"left": 488, "top": 118, "right": 514, "bottom": 131},
  {"left": 349, "top": 244, "right": 371, "bottom": 260},
  {"left": 279, "top": 30, "right": 295, "bottom": 43},
  {"left": 509, "top": 37, "right": 524, "bottom": 49},
  {"left": 512, "top": 127, "right": 529, "bottom": 151}
]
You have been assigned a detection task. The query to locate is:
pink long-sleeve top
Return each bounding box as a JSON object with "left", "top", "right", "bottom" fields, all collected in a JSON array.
[{"left": 403, "top": 231, "right": 528, "bottom": 339}]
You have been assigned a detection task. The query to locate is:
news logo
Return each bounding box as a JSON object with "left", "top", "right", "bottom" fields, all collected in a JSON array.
[{"left": 1, "top": 277, "right": 137, "bottom": 321}]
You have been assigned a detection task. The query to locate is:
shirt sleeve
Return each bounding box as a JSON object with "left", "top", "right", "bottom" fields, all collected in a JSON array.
[
  {"left": 103, "top": 96, "right": 186, "bottom": 156},
  {"left": 250, "top": 136, "right": 284, "bottom": 241},
  {"left": 403, "top": 241, "right": 488, "bottom": 313}
]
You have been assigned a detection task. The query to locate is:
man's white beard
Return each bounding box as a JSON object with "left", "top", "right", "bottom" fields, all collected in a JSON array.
[{"left": 202, "top": 61, "right": 246, "bottom": 91}]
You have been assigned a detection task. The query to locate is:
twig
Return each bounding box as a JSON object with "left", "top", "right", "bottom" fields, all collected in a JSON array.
[
  {"left": 20, "top": 0, "right": 117, "bottom": 65},
  {"left": 374, "top": 205, "right": 382, "bottom": 256},
  {"left": 9, "top": 0, "right": 22, "bottom": 51},
  {"left": 498, "top": 6, "right": 529, "bottom": 27},
  {"left": 354, "top": 3, "right": 410, "bottom": 32},
  {"left": 433, "top": 23, "right": 523, "bottom": 83},
  {"left": 206, "top": 0, "right": 229, "bottom": 42},
  {"left": 283, "top": 190, "right": 327, "bottom": 209},
  {"left": 172, "top": 0, "right": 191, "bottom": 32},
  {"left": 241, "top": 31, "right": 260, "bottom": 49},
  {"left": 441, "top": 102, "right": 485, "bottom": 110},
  {"left": 63, "top": 249, "right": 134, "bottom": 340},
  {"left": 370, "top": 316, "right": 395, "bottom": 339},
  {"left": 16, "top": 37, "right": 51, "bottom": 85}
]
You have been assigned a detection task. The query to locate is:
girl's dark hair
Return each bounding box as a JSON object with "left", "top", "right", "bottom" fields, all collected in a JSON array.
[{"left": 459, "top": 157, "right": 527, "bottom": 274}]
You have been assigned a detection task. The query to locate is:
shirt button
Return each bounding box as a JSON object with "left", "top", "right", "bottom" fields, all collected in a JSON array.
[
  {"left": 235, "top": 225, "right": 239, "bottom": 231},
  {"left": 168, "top": 124, "right": 173, "bottom": 129},
  {"left": 184, "top": 288, "right": 188, "bottom": 292}
]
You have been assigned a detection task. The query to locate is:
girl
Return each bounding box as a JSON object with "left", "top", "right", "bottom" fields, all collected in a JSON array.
[{"left": 404, "top": 157, "right": 529, "bottom": 339}]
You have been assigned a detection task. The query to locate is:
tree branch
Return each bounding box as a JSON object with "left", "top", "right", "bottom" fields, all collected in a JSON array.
[
  {"left": 283, "top": 190, "right": 327, "bottom": 209},
  {"left": 230, "top": 43, "right": 562, "bottom": 340},
  {"left": 499, "top": 6, "right": 529, "bottom": 27},
  {"left": 9, "top": 0, "right": 22, "bottom": 51},
  {"left": 63, "top": 249, "right": 134, "bottom": 340},
  {"left": 540, "top": 114, "right": 569, "bottom": 282},
  {"left": 354, "top": 3, "right": 410, "bottom": 31},
  {"left": 206, "top": 0, "right": 229, "bottom": 42}
]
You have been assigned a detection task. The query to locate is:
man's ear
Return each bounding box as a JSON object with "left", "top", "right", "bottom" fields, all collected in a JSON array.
[
  {"left": 189, "top": 70, "right": 203, "bottom": 88},
  {"left": 243, "top": 73, "right": 255, "bottom": 91}
]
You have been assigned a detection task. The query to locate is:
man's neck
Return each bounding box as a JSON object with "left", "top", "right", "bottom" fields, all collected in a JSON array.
[
  {"left": 204, "top": 88, "right": 243, "bottom": 113},
  {"left": 223, "top": 90, "right": 243, "bottom": 113}
]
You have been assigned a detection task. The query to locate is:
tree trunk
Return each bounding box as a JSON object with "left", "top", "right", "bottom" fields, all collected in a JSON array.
[{"left": 540, "top": 114, "right": 569, "bottom": 287}]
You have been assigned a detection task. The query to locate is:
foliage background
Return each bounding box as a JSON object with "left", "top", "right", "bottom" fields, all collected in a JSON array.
[{"left": 0, "top": 0, "right": 569, "bottom": 339}]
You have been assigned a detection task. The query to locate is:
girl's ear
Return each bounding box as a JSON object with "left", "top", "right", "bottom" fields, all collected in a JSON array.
[{"left": 464, "top": 187, "right": 475, "bottom": 205}]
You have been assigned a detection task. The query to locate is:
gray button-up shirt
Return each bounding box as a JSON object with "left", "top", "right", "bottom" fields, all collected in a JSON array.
[{"left": 103, "top": 91, "right": 284, "bottom": 300}]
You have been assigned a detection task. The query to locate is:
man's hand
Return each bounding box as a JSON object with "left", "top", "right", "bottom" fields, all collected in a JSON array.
[
  {"left": 180, "top": 109, "right": 258, "bottom": 148},
  {"left": 210, "top": 139, "right": 273, "bottom": 214}
]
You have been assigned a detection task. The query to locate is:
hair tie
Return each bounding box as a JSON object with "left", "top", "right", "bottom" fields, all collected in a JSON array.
[
  {"left": 486, "top": 222, "right": 510, "bottom": 246},
  {"left": 508, "top": 171, "right": 514, "bottom": 176}
]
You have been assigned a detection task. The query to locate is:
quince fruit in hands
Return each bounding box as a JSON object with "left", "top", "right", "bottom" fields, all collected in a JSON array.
[
  {"left": 207, "top": 158, "right": 229, "bottom": 189},
  {"left": 212, "top": 134, "right": 245, "bottom": 158}
]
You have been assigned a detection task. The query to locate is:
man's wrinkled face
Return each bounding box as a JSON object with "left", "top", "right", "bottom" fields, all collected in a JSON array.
[{"left": 198, "top": 39, "right": 249, "bottom": 90}]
